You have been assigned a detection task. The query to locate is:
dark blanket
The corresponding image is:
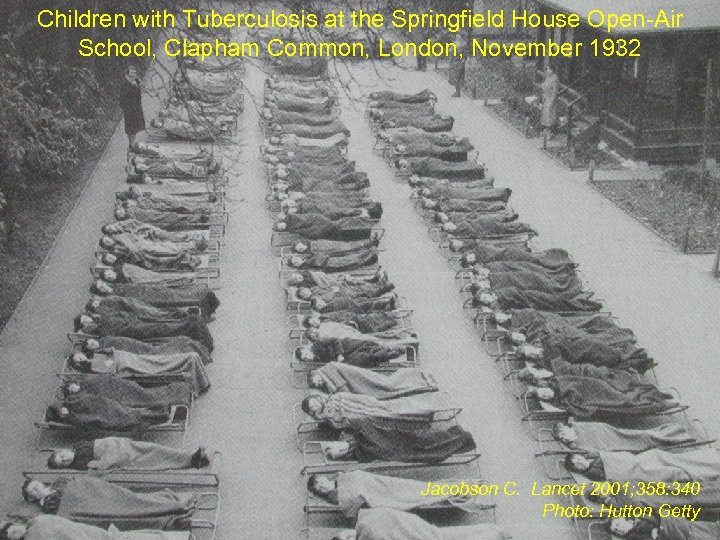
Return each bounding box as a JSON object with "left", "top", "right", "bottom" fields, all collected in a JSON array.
[
  {"left": 372, "top": 100, "right": 434, "bottom": 113},
  {"left": 297, "top": 200, "right": 383, "bottom": 220},
  {"left": 95, "top": 296, "right": 188, "bottom": 321},
  {"left": 444, "top": 210, "right": 516, "bottom": 224},
  {"left": 405, "top": 156, "right": 484, "bottom": 180},
  {"left": 392, "top": 131, "right": 471, "bottom": 149},
  {"left": 69, "top": 374, "right": 192, "bottom": 408},
  {"left": 496, "top": 287, "right": 602, "bottom": 312},
  {"left": 313, "top": 282, "right": 394, "bottom": 301},
  {"left": 319, "top": 311, "right": 398, "bottom": 333},
  {"left": 542, "top": 331, "right": 625, "bottom": 369},
  {"left": 287, "top": 174, "right": 369, "bottom": 193},
  {"left": 435, "top": 199, "right": 506, "bottom": 213},
  {"left": 550, "top": 358, "right": 642, "bottom": 393},
  {"left": 349, "top": 417, "right": 476, "bottom": 463},
  {"left": 487, "top": 270, "right": 583, "bottom": 297},
  {"left": 511, "top": 310, "right": 631, "bottom": 345},
  {"left": 132, "top": 197, "right": 213, "bottom": 215},
  {"left": 110, "top": 245, "right": 200, "bottom": 272},
  {"left": 300, "top": 249, "right": 378, "bottom": 272},
  {"left": 89, "top": 313, "right": 214, "bottom": 352},
  {"left": 57, "top": 476, "right": 197, "bottom": 530},
  {"left": 311, "top": 338, "right": 404, "bottom": 367},
  {"left": 51, "top": 394, "right": 157, "bottom": 432},
  {"left": 302, "top": 239, "right": 376, "bottom": 255},
  {"left": 368, "top": 89, "right": 436, "bottom": 104},
  {"left": 113, "top": 280, "right": 220, "bottom": 315},
  {"left": 469, "top": 245, "right": 574, "bottom": 271},
  {"left": 510, "top": 310, "right": 650, "bottom": 372},
  {"left": 484, "top": 260, "right": 576, "bottom": 279},
  {"left": 453, "top": 220, "right": 535, "bottom": 237},
  {"left": 285, "top": 213, "right": 373, "bottom": 241},
  {"left": 660, "top": 518, "right": 720, "bottom": 539},
  {"left": 381, "top": 113, "right": 454, "bottom": 132},
  {"left": 272, "top": 144, "right": 346, "bottom": 164},
  {"left": 267, "top": 106, "right": 338, "bottom": 126},
  {"left": 123, "top": 208, "right": 210, "bottom": 230},
  {"left": 543, "top": 327, "right": 651, "bottom": 373},
  {"left": 318, "top": 296, "right": 395, "bottom": 313},
  {"left": 93, "top": 335, "right": 212, "bottom": 364},
  {"left": 553, "top": 373, "right": 678, "bottom": 420},
  {"left": 285, "top": 159, "right": 355, "bottom": 180},
  {"left": 426, "top": 185, "right": 511, "bottom": 202},
  {"left": 278, "top": 121, "right": 349, "bottom": 139},
  {"left": 272, "top": 93, "right": 335, "bottom": 114}
]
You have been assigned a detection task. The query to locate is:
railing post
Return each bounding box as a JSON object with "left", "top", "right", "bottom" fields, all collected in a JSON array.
[
  {"left": 713, "top": 241, "right": 720, "bottom": 278},
  {"left": 588, "top": 159, "right": 596, "bottom": 183},
  {"left": 682, "top": 219, "right": 691, "bottom": 253}
]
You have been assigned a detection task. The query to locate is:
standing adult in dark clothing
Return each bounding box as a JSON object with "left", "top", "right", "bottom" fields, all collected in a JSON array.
[{"left": 119, "top": 66, "right": 145, "bottom": 148}]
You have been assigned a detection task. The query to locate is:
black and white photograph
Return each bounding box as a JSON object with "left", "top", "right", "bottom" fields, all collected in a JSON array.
[{"left": 0, "top": 0, "right": 718, "bottom": 538}]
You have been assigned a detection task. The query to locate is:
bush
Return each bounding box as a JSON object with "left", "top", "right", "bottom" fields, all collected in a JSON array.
[
  {"left": 661, "top": 167, "right": 720, "bottom": 211},
  {"left": 0, "top": 38, "right": 110, "bottom": 195}
]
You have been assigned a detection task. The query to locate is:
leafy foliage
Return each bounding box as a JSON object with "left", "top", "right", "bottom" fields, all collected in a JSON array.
[{"left": 0, "top": 37, "right": 109, "bottom": 193}]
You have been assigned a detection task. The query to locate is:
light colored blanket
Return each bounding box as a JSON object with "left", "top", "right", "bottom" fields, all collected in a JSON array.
[
  {"left": 602, "top": 447, "right": 720, "bottom": 482},
  {"left": 90, "top": 437, "right": 193, "bottom": 471},
  {"left": 337, "top": 470, "right": 489, "bottom": 518},
  {"left": 26, "top": 514, "right": 190, "bottom": 539},
  {"left": 355, "top": 508, "right": 509, "bottom": 540},
  {"left": 572, "top": 421, "right": 694, "bottom": 452},
  {"left": 316, "top": 362, "right": 437, "bottom": 399},
  {"left": 113, "top": 350, "right": 210, "bottom": 396},
  {"left": 321, "top": 391, "right": 451, "bottom": 428}
]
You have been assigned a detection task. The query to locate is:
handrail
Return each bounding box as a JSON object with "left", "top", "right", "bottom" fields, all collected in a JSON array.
[{"left": 605, "top": 111, "right": 637, "bottom": 134}]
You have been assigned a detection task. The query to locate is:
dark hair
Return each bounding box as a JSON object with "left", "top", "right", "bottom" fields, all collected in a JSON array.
[
  {"left": 300, "top": 395, "right": 313, "bottom": 415},
  {"left": 80, "top": 340, "right": 96, "bottom": 356},
  {"left": 301, "top": 315, "right": 312, "bottom": 328},
  {"left": 294, "top": 348, "right": 303, "bottom": 361},
  {"left": 367, "top": 202, "right": 382, "bottom": 220},
  {"left": 0, "top": 521, "right": 25, "bottom": 540},
  {"left": 564, "top": 453, "right": 578, "bottom": 472},
  {"left": 68, "top": 353, "right": 93, "bottom": 373},
  {"left": 551, "top": 422, "right": 565, "bottom": 443},
  {"left": 85, "top": 299, "right": 96, "bottom": 313},
  {"left": 306, "top": 370, "right": 322, "bottom": 389},
  {"left": 306, "top": 474, "right": 318, "bottom": 495},
  {"left": 21, "top": 478, "right": 36, "bottom": 502},
  {"left": 90, "top": 282, "right": 111, "bottom": 296},
  {"left": 73, "top": 314, "right": 83, "bottom": 332},
  {"left": 100, "top": 224, "right": 112, "bottom": 235},
  {"left": 612, "top": 518, "right": 656, "bottom": 540},
  {"left": 47, "top": 452, "right": 61, "bottom": 469}
]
